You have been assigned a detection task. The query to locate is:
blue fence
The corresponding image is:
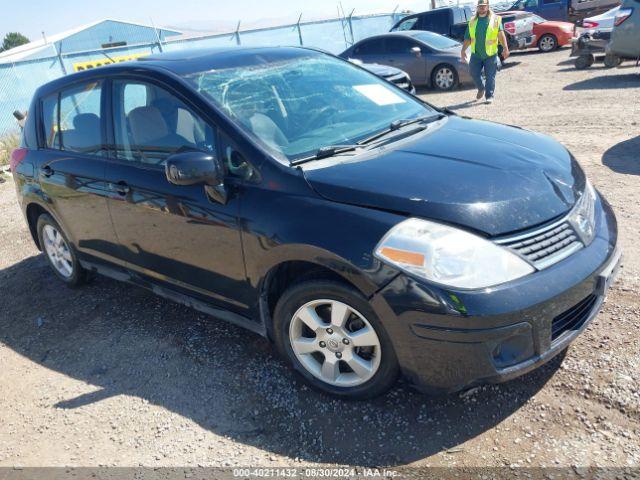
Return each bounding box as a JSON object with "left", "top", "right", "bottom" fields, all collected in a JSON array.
[{"left": 0, "top": 13, "right": 405, "bottom": 137}]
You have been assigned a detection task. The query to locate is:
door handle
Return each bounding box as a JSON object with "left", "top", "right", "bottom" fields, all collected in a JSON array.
[
  {"left": 109, "top": 181, "right": 130, "bottom": 196},
  {"left": 41, "top": 165, "right": 54, "bottom": 177}
]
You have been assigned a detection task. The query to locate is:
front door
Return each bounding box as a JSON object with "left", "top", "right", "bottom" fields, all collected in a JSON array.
[
  {"left": 383, "top": 37, "right": 428, "bottom": 84},
  {"left": 104, "top": 78, "right": 250, "bottom": 314}
]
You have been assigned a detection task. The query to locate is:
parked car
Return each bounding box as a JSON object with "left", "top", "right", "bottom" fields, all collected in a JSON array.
[
  {"left": 390, "top": 6, "right": 473, "bottom": 42},
  {"left": 495, "top": 11, "right": 538, "bottom": 51},
  {"left": 341, "top": 31, "right": 472, "bottom": 91},
  {"left": 496, "top": 0, "right": 620, "bottom": 22},
  {"left": 11, "top": 46, "right": 620, "bottom": 399},
  {"left": 352, "top": 60, "right": 416, "bottom": 94},
  {"left": 393, "top": 6, "right": 514, "bottom": 61},
  {"left": 608, "top": 0, "right": 640, "bottom": 60},
  {"left": 579, "top": 5, "right": 621, "bottom": 31},
  {"left": 528, "top": 13, "right": 575, "bottom": 50}
]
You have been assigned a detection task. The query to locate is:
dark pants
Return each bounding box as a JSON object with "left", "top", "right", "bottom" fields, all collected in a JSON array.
[{"left": 469, "top": 54, "right": 499, "bottom": 99}]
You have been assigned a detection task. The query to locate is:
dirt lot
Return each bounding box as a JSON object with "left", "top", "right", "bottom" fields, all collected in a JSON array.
[{"left": 0, "top": 48, "right": 638, "bottom": 470}]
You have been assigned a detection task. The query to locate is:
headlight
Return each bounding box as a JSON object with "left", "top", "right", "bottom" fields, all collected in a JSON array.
[
  {"left": 374, "top": 218, "right": 534, "bottom": 289},
  {"left": 567, "top": 179, "right": 596, "bottom": 246}
]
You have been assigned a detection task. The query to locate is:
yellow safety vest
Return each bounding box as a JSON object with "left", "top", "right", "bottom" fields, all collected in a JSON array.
[{"left": 469, "top": 13, "right": 502, "bottom": 57}]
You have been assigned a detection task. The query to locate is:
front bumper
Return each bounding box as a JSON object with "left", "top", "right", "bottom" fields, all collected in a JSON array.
[{"left": 370, "top": 195, "right": 619, "bottom": 393}]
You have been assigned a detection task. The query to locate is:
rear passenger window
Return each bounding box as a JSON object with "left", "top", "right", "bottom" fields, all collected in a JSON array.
[
  {"left": 112, "top": 80, "right": 215, "bottom": 166},
  {"left": 41, "top": 82, "right": 104, "bottom": 155}
]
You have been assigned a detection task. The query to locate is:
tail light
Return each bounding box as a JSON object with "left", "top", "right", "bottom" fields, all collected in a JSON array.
[
  {"left": 582, "top": 20, "right": 599, "bottom": 28},
  {"left": 9, "top": 148, "right": 28, "bottom": 172},
  {"left": 614, "top": 8, "right": 633, "bottom": 26},
  {"left": 504, "top": 21, "right": 517, "bottom": 35}
]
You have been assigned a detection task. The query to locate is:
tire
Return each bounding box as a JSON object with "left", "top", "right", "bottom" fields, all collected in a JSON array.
[
  {"left": 37, "top": 213, "right": 90, "bottom": 287},
  {"left": 431, "top": 64, "right": 459, "bottom": 91},
  {"left": 604, "top": 53, "right": 622, "bottom": 68},
  {"left": 575, "top": 54, "right": 594, "bottom": 70},
  {"left": 538, "top": 34, "right": 558, "bottom": 53},
  {"left": 273, "top": 280, "right": 399, "bottom": 399}
]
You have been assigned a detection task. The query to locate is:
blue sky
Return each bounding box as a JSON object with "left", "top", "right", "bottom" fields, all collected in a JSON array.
[{"left": 6, "top": 0, "right": 426, "bottom": 41}]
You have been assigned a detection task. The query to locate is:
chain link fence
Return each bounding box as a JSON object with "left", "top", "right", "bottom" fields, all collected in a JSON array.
[{"left": 0, "top": 13, "right": 406, "bottom": 137}]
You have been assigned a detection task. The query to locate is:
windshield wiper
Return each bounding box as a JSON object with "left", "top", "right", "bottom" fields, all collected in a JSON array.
[
  {"left": 358, "top": 113, "right": 445, "bottom": 145},
  {"left": 291, "top": 144, "right": 362, "bottom": 166},
  {"left": 290, "top": 113, "right": 445, "bottom": 166}
]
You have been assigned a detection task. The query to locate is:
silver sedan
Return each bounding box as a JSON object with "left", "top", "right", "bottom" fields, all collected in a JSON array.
[{"left": 340, "top": 30, "right": 473, "bottom": 91}]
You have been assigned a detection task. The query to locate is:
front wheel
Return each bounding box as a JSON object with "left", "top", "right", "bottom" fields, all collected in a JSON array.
[
  {"left": 431, "top": 64, "right": 459, "bottom": 91},
  {"left": 273, "top": 280, "right": 399, "bottom": 399},
  {"left": 538, "top": 34, "right": 558, "bottom": 52}
]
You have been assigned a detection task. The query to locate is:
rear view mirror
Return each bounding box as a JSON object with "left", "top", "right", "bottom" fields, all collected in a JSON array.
[
  {"left": 165, "top": 150, "right": 227, "bottom": 204},
  {"left": 411, "top": 46, "right": 422, "bottom": 58}
]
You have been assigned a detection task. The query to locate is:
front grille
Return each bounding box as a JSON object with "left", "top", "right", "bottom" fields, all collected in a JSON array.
[
  {"left": 496, "top": 219, "right": 583, "bottom": 269},
  {"left": 551, "top": 294, "right": 598, "bottom": 341}
]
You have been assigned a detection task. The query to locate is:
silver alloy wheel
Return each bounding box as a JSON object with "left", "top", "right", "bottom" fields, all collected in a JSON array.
[
  {"left": 434, "top": 67, "right": 455, "bottom": 90},
  {"left": 42, "top": 224, "right": 74, "bottom": 278},
  {"left": 289, "top": 299, "right": 382, "bottom": 387},
  {"left": 540, "top": 35, "right": 556, "bottom": 52}
]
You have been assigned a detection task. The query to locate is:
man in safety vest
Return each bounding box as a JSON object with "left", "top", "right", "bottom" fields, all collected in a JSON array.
[{"left": 461, "top": 0, "right": 510, "bottom": 104}]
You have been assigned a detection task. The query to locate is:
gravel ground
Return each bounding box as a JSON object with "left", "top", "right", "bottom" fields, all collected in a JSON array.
[{"left": 0, "top": 47, "right": 638, "bottom": 469}]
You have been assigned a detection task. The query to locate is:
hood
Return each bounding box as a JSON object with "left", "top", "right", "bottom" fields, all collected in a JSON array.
[{"left": 303, "top": 116, "right": 585, "bottom": 237}]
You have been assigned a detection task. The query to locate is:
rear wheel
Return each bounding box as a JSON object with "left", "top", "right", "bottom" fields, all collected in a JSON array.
[
  {"left": 273, "top": 280, "right": 399, "bottom": 399},
  {"left": 431, "top": 64, "right": 459, "bottom": 91},
  {"left": 37, "top": 214, "right": 90, "bottom": 287},
  {"left": 538, "top": 34, "right": 558, "bottom": 52},
  {"left": 604, "top": 53, "right": 622, "bottom": 68},
  {"left": 575, "top": 54, "right": 594, "bottom": 70}
]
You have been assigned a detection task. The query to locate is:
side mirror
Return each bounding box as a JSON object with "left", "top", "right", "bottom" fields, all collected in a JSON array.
[
  {"left": 411, "top": 46, "right": 422, "bottom": 57},
  {"left": 165, "top": 150, "right": 227, "bottom": 204}
]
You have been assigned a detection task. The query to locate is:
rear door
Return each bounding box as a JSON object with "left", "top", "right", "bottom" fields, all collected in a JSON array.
[
  {"left": 103, "top": 77, "right": 250, "bottom": 313},
  {"left": 38, "top": 80, "right": 121, "bottom": 265}
]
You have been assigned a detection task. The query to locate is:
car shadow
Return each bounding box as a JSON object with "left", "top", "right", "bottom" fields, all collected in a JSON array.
[
  {"left": 0, "top": 254, "right": 563, "bottom": 466},
  {"left": 602, "top": 136, "right": 640, "bottom": 176},
  {"left": 564, "top": 73, "right": 640, "bottom": 90},
  {"left": 444, "top": 100, "right": 483, "bottom": 111}
]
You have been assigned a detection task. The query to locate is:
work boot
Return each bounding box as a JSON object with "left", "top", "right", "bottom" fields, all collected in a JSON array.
[{"left": 476, "top": 89, "right": 485, "bottom": 101}]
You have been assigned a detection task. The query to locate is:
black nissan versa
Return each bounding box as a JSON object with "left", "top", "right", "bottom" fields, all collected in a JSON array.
[{"left": 11, "top": 46, "right": 620, "bottom": 399}]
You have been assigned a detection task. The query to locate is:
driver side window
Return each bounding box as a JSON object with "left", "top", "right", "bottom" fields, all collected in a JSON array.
[{"left": 112, "top": 80, "right": 215, "bottom": 166}]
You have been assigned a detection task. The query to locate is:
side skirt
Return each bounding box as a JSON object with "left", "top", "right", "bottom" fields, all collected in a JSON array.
[{"left": 80, "top": 260, "right": 267, "bottom": 338}]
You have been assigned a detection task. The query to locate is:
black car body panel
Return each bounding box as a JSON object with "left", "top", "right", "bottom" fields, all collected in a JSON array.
[
  {"left": 11, "top": 46, "right": 620, "bottom": 395},
  {"left": 303, "top": 115, "right": 583, "bottom": 236}
]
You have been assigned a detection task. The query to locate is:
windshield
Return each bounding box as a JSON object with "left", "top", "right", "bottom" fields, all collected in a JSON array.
[
  {"left": 412, "top": 33, "right": 461, "bottom": 49},
  {"left": 531, "top": 14, "right": 545, "bottom": 23},
  {"left": 185, "top": 53, "right": 434, "bottom": 161}
]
